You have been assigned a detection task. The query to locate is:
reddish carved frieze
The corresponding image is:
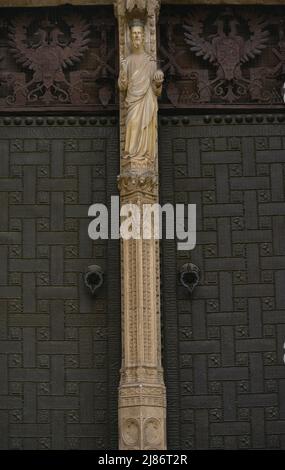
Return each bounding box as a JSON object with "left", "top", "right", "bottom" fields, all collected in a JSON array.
[
  {"left": 159, "top": 5, "right": 285, "bottom": 108},
  {"left": 0, "top": 6, "right": 117, "bottom": 111}
]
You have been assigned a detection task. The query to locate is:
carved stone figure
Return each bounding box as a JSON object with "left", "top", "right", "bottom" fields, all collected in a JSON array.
[{"left": 118, "top": 19, "right": 163, "bottom": 166}]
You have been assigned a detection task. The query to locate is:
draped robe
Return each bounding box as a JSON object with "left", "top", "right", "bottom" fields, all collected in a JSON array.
[{"left": 122, "top": 52, "right": 157, "bottom": 162}]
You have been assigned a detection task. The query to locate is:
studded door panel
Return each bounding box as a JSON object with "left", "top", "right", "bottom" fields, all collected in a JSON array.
[
  {"left": 0, "top": 116, "right": 120, "bottom": 449},
  {"left": 160, "top": 113, "right": 285, "bottom": 449}
]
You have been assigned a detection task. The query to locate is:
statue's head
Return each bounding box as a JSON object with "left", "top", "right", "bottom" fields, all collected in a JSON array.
[{"left": 129, "top": 18, "right": 145, "bottom": 51}]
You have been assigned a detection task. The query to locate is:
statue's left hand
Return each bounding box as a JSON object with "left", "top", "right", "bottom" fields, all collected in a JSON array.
[{"left": 153, "top": 70, "right": 164, "bottom": 84}]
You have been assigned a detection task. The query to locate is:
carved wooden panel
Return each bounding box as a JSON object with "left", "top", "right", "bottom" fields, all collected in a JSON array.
[
  {"left": 159, "top": 5, "right": 285, "bottom": 108},
  {"left": 0, "top": 6, "right": 117, "bottom": 112},
  {"left": 160, "top": 113, "right": 285, "bottom": 449},
  {"left": 0, "top": 116, "right": 120, "bottom": 449}
]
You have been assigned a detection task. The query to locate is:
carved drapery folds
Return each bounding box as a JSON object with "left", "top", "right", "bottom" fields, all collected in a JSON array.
[
  {"left": 0, "top": 6, "right": 117, "bottom": 111},
  {"left": 115, "top": 0, "right": 162, "bottom": 174},
  {"left": 117, "top": 22, "right": 163, "bottom": 171},
  {"left": 115, "top": 0, "right": 166, "bottom": 451},
  {"left": 159, "top": 5, "right": 285, "bottom": 108}
]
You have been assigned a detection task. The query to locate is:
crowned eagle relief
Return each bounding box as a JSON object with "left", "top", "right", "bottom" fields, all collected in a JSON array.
[
  {"left": 8, "top": 14, "right": 90, "bottom": 105},
  {"left": 183, "top": 10, "right": 269, "bottom": 103}
]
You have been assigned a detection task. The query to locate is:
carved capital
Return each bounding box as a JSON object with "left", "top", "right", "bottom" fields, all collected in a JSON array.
[{"left": 118, "top": 172, "right": 158, "bottom": 197}]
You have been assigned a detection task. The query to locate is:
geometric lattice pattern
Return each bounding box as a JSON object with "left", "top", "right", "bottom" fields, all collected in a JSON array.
[
  {"left": 0, "top": 116, "right": 120, "bottom": 449},
  {"left": 159, "top": 114, "right": 285, "bottom": 449}
]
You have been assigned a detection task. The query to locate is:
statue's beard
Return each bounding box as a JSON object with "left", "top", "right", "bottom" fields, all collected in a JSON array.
[{"left": 133, "top": 39, "right": 142, "bottom": 49}]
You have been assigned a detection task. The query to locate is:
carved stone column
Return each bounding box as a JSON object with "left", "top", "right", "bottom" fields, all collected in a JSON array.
[{"left": 115, "top": 0, "right": 167, "bottom": 450}]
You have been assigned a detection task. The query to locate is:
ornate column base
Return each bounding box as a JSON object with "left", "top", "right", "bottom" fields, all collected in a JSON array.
[{"left": 119, "top": 382, "right": 166, "bottom": 450}]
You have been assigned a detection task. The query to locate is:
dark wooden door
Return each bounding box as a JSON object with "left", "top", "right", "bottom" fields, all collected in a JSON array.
[
  {"left": 160, "top": 113, "right": 285, "bottom": 449},
  {"left": 0, "top": 115, "right": 120, "bottom": 449}
]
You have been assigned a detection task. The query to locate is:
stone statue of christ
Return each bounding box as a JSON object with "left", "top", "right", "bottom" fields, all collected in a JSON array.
[{"left": 118, "top": 19, "right": 164, "bottom": 165}]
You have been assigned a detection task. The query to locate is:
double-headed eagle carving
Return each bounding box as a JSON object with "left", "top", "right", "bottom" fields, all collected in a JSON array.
[
  {"left": 183, "top": 11, "right": 269, "bottom": 98},
  {"left": 8, "top": 14, "right": 90, "bottom": 103}
]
